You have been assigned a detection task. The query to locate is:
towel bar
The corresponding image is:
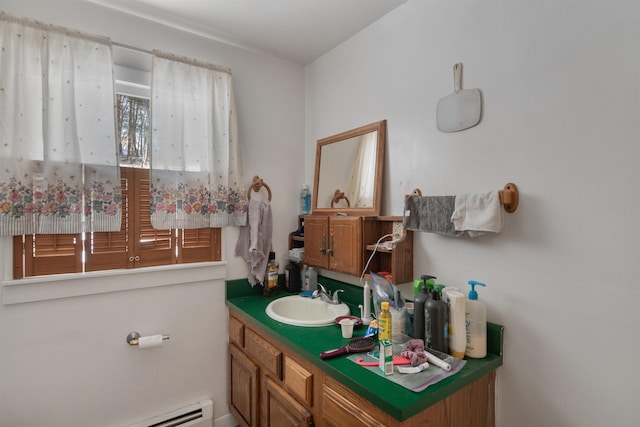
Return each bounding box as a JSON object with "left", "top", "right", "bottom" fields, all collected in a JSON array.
[
  {"left": 407, "top": 182, "right": 519, "bottom": 213},
  {"left": 330, "top": 189, "right": 351, "bottom": 208},
  {"left": 126, "top": 331, "right": 170, "bottom": 346},
  {"left": 247, "top": 175, "right": 272, "bottom": 201}
]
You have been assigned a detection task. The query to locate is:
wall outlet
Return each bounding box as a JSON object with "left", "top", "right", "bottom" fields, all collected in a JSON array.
[{"left": 392, "top": 222, "right": 403, "bottom": 240}]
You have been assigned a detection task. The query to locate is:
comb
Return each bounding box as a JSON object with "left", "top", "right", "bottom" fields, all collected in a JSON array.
[{"left": 355, "top": 355, "right": 411, "bottom": 366}]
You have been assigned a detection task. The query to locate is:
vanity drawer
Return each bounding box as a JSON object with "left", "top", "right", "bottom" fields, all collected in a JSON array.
[
  {"left": 229, "top": 315, "right": 245, "bottom": 347},
  {"left": 284, "top": 355, "right": 313, "bottom": 407},
  {"left": 245, "top": 328, "right": 282, "bottom": 379}
]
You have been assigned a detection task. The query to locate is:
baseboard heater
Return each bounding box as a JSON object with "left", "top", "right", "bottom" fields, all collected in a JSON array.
[{"left": 128, "top": 399, "right": 213, "bottom": 427}]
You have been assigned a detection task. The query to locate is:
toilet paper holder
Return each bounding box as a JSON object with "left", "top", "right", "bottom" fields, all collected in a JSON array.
[{"left": 126, "top": 331, "right": 170, "bottom": 346}]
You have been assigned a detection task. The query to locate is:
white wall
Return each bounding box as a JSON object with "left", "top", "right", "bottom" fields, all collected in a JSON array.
[
  {"left": 0, "top": 1, "right": 304, "bottom": 426},
  {"left": 306, "top": 1, "right": 639, "bottom": 426}
]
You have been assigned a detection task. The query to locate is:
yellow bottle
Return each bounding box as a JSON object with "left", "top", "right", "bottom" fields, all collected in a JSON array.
[
  {"left": 378, "top": 301, "right": 392, "bottom": 342},
  {"left": 263, "top": 252, "right": 279, "bottom": 297}
]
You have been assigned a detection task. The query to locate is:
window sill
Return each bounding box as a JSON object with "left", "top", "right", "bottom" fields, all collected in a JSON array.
[{"left": 2, "top": 261, "right": 227, "bottom": 305}]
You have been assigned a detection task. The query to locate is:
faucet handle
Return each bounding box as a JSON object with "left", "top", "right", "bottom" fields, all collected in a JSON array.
[
  {"left": 332, "top": 289, "right": 344, "bottom": 304},
  {"left": 317, "top": 283, "right": 329, "bottom": 295}
]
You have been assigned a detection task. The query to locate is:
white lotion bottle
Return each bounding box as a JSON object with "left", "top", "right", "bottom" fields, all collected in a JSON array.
[{"left": 465, "top": 280, "right": 487, "bottom": 358}]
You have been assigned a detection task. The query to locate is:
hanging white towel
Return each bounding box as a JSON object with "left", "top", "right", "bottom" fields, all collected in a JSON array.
[
  {"left": 451, "top": 191, "right": 503, "bottom": 238},
  {"left": 234, "top": 199, "right": 273, "bottom": 286}
]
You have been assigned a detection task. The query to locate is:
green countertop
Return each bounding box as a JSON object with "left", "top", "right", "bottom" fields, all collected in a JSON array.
[{"left": 226, "top": 277, "right": 504, "bottom": 421}]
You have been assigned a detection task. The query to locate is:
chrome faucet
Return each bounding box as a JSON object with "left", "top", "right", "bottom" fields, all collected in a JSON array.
[{"left": 314, "top": 283, "right": 344, "bottom": 304}]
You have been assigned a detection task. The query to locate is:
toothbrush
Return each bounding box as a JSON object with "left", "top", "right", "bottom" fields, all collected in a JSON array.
[{"left": 397, "top": 362, "right": 430, "bottom": 374}]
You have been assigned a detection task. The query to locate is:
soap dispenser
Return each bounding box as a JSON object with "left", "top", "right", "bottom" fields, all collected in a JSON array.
[
  {"left": 465, "top": 280, "right": 487, "bottom": 358},
  {"left": 414, "top": 274, "right": 436, "bottom": 296}
]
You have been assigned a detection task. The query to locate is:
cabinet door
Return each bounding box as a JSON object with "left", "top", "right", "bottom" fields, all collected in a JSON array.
[
  {"left": 303, "top": 216, "right": 328, "bottom": 268},
  {"left": 263, "top": 376, "right": 312, "bottom": 427},
  {"left": 229, "top": 344, "right": 260, "bottom": 427},
  {"left": 329, "top": 216, "right": 362, "bottom": 275},
  {"left": 322, "top": 377, "right": 387, "bottom": 427}
]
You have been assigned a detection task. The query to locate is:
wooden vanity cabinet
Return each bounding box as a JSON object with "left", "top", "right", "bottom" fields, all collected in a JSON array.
[
  {"left": 228, "top": 310, "right": 496, "bottom": 427},
  {"left": 303, "top": 215, "right": 362, "bottom": 276},
  {"left": 229, "top": 313, "right": 320, "bottom": 427}
]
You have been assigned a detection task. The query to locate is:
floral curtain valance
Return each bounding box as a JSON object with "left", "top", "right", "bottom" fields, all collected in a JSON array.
[
  {"left": 150, "top": 52, "right": 247, "bottom": 229},
  {"left": 0, "top": 13, "right": 121, "bottom": 235}
]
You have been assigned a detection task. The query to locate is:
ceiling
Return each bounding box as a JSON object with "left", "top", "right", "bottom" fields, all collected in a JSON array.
[{"left": 90, "top": 0, "right": 407, "bottom": 65}]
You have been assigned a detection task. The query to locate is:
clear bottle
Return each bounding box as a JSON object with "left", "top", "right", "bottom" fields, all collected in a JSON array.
[
  {"left": 304, "top": 266, "right": 317, "bottom": 292},
  {"left": 308, "top": 266, "right": 318, "bottom": 291},
  {"left": 300, "top": 184, "right": 311, "bottom": 215},
  {"left": 465, "top": 280, "right": 487, "bottom": 358},
  {"left": 378, "top": 301, "right": 392, "bottom": 342},
  {"left": 263, "top": 252, "right": 279, "bottom": 297}
]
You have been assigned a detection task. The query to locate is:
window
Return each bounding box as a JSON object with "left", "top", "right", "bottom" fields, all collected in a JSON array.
[{"left": 12, "top": 93, "right": 221, "bottom": 279}]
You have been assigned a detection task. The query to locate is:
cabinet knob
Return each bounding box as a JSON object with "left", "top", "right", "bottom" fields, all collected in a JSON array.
[
  {"left": 320, "top": 235, "right": 326, "bottom": 254},
  {"left": 328, "top": 235, "right": 334, "bottom": 256}
]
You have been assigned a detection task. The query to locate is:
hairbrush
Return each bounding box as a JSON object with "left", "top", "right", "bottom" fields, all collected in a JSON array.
[{"left": 319, "top": 336, "right": 375, "bottom": 360}]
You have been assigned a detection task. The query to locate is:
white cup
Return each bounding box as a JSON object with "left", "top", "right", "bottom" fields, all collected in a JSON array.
[{"left": 339, "top": 318, "right": 355, "bottom": 338}]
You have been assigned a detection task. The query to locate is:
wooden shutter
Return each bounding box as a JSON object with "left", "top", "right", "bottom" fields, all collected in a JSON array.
[
  {"left": 13, "top": 167, "right": 221, "bottom": 278},
  {"left": 135, "top": 168, "right": 176, "bottom": 267},
  {"left": 20, "top": 234, "right": 83, "bottom": 277},
  {"left": 86, "top": 168, "right": 130, "bottom": 271},
  {"left": 180, "top": 228, "right": 221, "bottom": 263}
]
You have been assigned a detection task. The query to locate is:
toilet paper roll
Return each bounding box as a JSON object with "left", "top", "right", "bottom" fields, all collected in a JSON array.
[{"left": 138, "top": 335, "right": 164, "bottom": 349}]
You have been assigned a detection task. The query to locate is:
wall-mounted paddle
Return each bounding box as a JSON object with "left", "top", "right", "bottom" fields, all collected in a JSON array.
[{"left": 436, "top": 63, "right": 482, "bottom": 132}]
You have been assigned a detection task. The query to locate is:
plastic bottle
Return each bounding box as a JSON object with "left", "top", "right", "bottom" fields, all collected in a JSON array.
[
  {"left": 425, "top": 290, "right": 448, "bottom": 353},
  {"left": 300, "top": 184, "right": 311, "bottom": 215},
  {"left": 284, "top": 261, "right": 301, "bottom": 293},
  {"left": 413, "top": 283, "right": 431, "bottom": 342},
  {"left": 361, "top": 278, "right": 372, "bottom": 325},
  {"left": 300, "top": 265, "right": 309, "bottom": 290},
  {"left": 378, "top": 301, "right": 392, "bottom": 342},
  {"left": 465, "top": 280, "right": 487, "bottom": 358},
  {"left": 263, "top": 252, "right": 279, "bottom": 297},
  {"left": 304, "top": 266, "right": 317, "bottom": 292}
]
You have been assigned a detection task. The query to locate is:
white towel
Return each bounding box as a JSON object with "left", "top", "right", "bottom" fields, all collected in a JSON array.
[
  {"left": 451, "top": 191, "right": 503, "bottom": 238},
  {"left": 234, "top": 199, "right": 273, "bottom": 286}
]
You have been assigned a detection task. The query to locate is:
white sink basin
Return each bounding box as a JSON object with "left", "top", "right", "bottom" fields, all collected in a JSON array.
[{"left": 265, "top": 295, "right": 350, "bottom": 327}]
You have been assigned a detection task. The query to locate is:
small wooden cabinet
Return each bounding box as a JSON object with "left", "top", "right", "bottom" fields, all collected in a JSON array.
[
  {"left": 291, "top": 215, "right": 412, "bottom": 284},
  {"left": 304, "top": 215, "right": 362, "bottom": 276}
]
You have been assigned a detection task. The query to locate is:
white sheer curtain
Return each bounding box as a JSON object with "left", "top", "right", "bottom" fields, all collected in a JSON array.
[
  {"left": 150, "top": 52, "right": 246, "bottom": 229},
  {"left": 347, "top": 132, "right": 377, "bottom": 207},
  {"left": 0, "top": 13, "right": 121, "bottom": 236}
]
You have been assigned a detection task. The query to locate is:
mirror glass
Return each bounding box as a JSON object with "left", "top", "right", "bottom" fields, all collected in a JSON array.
[{"left": 313, "top": 120, "right": 386, "bottom": 216}]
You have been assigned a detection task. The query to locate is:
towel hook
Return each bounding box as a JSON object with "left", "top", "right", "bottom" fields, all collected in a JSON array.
[{"left": 498, "top": 183, "right": 519, "bottom": 213}]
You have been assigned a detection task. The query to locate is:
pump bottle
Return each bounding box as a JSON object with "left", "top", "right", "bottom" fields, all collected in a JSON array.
[
  {"left": 413, "top": 278, "right": 431, "bottom": 341},
  {"left": 465, "top": 280, "right": 487, "bottom": 358}
]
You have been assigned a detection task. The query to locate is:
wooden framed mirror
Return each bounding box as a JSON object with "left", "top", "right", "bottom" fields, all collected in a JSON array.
[{"left": 312, "top": 120, "right": 386, "bottom": 216}]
